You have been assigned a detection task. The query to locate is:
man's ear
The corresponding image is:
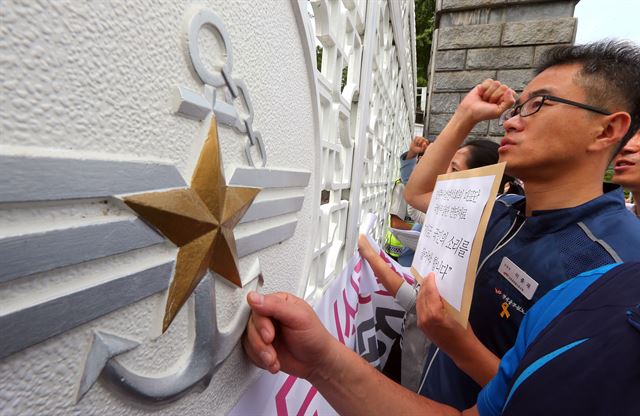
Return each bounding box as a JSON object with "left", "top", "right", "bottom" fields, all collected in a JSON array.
[{"left": 587, "top": 111, "right": 632, "bottom": 152}]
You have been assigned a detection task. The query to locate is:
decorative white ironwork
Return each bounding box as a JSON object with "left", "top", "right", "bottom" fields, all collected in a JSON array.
[{"left": 300, "top": 0, "right": 416, "bottom": 300}]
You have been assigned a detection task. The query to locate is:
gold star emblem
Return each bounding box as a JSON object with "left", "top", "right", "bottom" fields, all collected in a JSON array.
[{"left": 123, "top": 116, "right": 260, "bottom": 332}]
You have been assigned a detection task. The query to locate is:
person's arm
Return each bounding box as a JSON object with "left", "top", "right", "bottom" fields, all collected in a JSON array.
[
  {"left": 404, "top": 118, "right": 467, "bottom": 212},
  {"left": 358, "top": 234, "right": 405, "bottom": 296},
  {"left": 243, "top": 290, "right": 479, "bottom": 416},
  {"left": 416, "top": 273, "right": 500, "bottom": 386},
  {"left": 405, "top": 80, "right": 515, "bottom": 212},
  {"left": 390, "top": 214, "right": 413, "bottom": 230},
  {"left": 308, "top": 337, "right": 479, "bottom": 416}
]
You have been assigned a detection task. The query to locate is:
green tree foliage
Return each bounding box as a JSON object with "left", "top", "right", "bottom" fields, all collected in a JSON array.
[
  {"left": 316, "top": 45, "right": 322, "bottom": 71},
  {"left": 604, "top": 166, "right": 614, "bottom": 183},
  {"left": 415, "top": 0, "right": 436, "bottom": 87},
  {"left": 316, "top": 46, "right": 348, "bottom": 90},
  {"left": 604, "top": 166, "right": 631, "bottom": 199}
]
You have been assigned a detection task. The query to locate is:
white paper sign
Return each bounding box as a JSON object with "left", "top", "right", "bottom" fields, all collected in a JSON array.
[{"left": 412, "top": 174, "right": 496, "bottom": 310}]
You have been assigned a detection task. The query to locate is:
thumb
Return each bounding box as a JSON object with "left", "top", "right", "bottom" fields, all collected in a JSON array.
[
  {"left": 247, "top": 291, "right": 309, "bottom": 329},
  {"left": 423, "top": 272, "right": 442, "bottom": 306}
]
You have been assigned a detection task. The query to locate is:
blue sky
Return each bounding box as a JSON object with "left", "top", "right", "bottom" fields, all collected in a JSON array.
[{"left": 574, "top": 0, "right": 640, "bottom": 44}]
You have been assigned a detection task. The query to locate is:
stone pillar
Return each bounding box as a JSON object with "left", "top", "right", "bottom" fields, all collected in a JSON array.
[{"left": 425, "top": 0, "right": 579, "bottom": 141}]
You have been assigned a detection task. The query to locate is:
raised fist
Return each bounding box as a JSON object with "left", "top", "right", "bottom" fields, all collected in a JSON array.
[
  {"left": 458, "top": 79, "right": 516, "bottom": 124},
  {"left": 407, "top": 136, "right": 429, "bottom": 159}
]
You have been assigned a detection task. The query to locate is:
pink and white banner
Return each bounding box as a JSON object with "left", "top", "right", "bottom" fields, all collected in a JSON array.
[{"left": 230, "top": 242, "right": 415, "bottom": 416}]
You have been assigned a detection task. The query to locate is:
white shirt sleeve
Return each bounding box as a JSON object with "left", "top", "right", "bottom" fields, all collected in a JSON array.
[
  {"left": 406, "top": 204, "right": 425, "bottom": 224},
  {"left": 389, "top": 181, "right": 408, "bottom": 218}
]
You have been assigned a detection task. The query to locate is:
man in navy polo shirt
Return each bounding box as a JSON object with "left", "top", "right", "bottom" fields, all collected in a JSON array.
[
  {"left": 404, "top": 40, "right": 640, "bottom": 409},
  {"left": 478, "top": 262, "right": 640, "bottom": 415}
]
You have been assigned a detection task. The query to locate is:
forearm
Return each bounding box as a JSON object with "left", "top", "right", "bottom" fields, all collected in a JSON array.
[
  {"left": 408, "top": 192, "right": 433, "bottom": 213},
  {"left": 309, "top": 339, "right": 462, "bottom": 416},
  {"left": 364, "top": 252, "right": 405, "bottom": 296},
  {"left": 390, "top": 215, "right": 413, "bottom": 230},
  {"left": 443, "top": 327, "right": 500, "bottom": 386},
  {"left": 405, "top": 110, "right": 476, "bottom": 210}
]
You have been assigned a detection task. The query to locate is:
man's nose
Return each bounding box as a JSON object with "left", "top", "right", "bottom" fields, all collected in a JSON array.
[
  {"left": 622, "top": 134, "right": 640, "bottom": 153},
  {"left": 621, "top": 139, "right": 639, "bottom": 154},
  {"left": 502, "top": 114, "right": 523, "bottom": 132}
]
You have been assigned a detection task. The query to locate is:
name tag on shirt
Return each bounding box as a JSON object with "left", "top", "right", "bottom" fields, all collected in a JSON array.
[{"left": 498, "top": 257, "right": 538, "bottom": 300}]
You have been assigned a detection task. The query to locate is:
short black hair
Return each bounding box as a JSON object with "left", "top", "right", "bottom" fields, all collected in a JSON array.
[
  {"left": 536, "top": 40, "right": 640, "bottom": 152},
  {"left": 462, "top": 139, "right": 499, "bottom": 169}
]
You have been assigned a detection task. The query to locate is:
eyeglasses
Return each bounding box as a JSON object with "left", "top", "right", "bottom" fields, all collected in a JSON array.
[{"left": 498, "top": 95, "right": 611, "bottom": 126}]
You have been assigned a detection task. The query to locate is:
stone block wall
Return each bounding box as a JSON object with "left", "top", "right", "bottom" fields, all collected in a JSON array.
[{"left": 425, "top": 0, "right": 578, "bottom": 141}]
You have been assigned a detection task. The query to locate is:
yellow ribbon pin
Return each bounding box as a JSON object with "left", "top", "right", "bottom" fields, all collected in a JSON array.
[{"left": 500, "top": 302, "right": 510, "bottom": 319}]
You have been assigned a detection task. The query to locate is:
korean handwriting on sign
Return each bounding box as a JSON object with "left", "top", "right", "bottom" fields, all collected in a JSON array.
[
  {"left": 413, "top": 171, "right": 502, "bottom": 313},
  {"left": 444, "top": 235, "right": 470, "bottom": 259},
  {"left": 432, "top": 203, "right": 468, "bottom": 220},
  {"left": 417, "top": 250, "right": 453, "bottom": 279},
  {"left": 423, "top": 224, "right": 434, "bottom": 239},
  {"left": 425, "top": 227, "right": 470, "bottom": 259},
  {"left": 434, "top": 188, "right": 463, "bottom": 201},
  {"left": 434, "top": 188, "right": 481, "bottom": 204},
  {"left": 419, "top": 247, "right": 434, "bottom": 264},
  {"left": 463, "top": 189, "right": 481, "bottom": 203},
  {"left": 433, "top": 256, "right": 453, "bottom": 280},
  {"left": 433, "top": 227, "right": 449, "bottom": 246}
]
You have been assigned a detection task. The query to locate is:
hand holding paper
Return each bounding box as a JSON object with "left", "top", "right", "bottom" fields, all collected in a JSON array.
[
  {"left": 414, "top": 272, "right": 472, "bottom": 354},
  {"left": 416, "top": 272, "right": 466, "bottom": 341},
  {"left": 416, "top": 273, "right": 499, "bottom": 387}
]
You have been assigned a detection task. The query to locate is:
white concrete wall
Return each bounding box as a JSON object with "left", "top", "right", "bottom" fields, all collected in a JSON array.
[{"left": 0, "top": 0, "right": 415, "bottom": 414}]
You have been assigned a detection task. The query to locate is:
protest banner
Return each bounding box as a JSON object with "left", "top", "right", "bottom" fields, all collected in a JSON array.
[{"left": 230, "top": 232, "right": 411, "bottom": 415}]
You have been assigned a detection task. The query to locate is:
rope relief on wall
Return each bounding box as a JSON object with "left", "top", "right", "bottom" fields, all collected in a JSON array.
[{"left": 174, "top": 8, "right": 267, "bottom": 168}]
